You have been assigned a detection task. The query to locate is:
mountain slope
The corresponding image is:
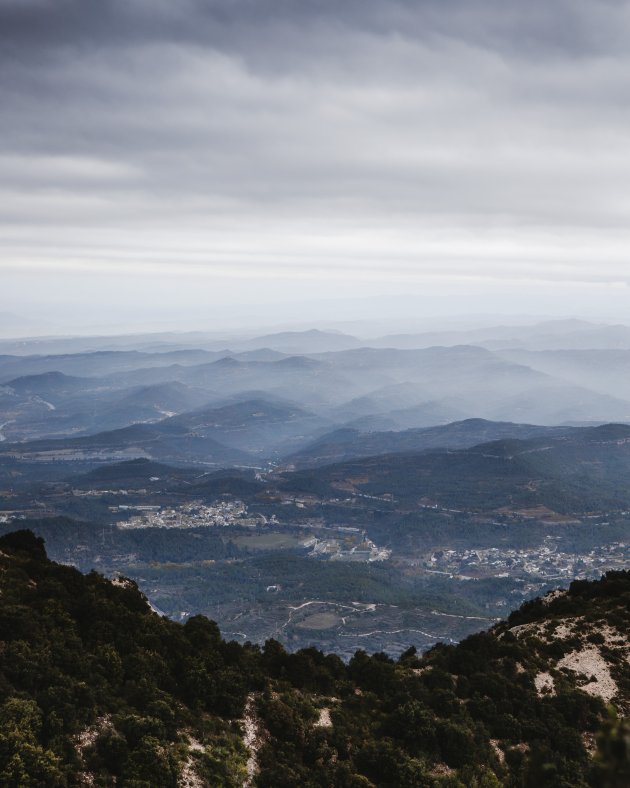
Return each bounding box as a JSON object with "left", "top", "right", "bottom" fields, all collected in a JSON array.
[
  {"left": 0, "top": 530, "right": 629, "bottom": 786},
  {"left": 0, "top": 418, "right": 252, "bottom": 468},
  {"left": 497, "top": 348, "right": 630, "bottom": 402},
  {"left": 285, "top": 418, "right": 567, "bottom": 468},
  {"left": 316, "top": 345, "right": 630, "bottom": 425},
  {"left": 3, "top": 370, "right": 92, "bottom": 396},
  {"left": 0, "top": 373, "right": 217, "bottom": 441},
  {"left": 165, "top": 397, "right": 331, "bottom": 455},
  {"left": 279, "top": 423, "right": 630, "bottom": 513}
]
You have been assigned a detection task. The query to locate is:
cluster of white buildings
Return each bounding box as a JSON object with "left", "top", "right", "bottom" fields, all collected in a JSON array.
[
  {"left": 117, "top": 499, "right": 267, "bottom": 530},
  {"left": 305, "top": 533, "right": 391, "bottom": 562},
  {"left": 427, "top": 538, "right": 630, "bottom": 581}
]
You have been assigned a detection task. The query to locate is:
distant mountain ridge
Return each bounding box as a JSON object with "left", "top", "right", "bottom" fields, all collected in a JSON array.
[
  {"left": 161, "top": 397, "right": 331, "bottom": 455},
  {"left": 280, "top": 422, "right": 630, "bottom": 514},
  {"left": 284, "top": 418, "right": 570, "bottom": 468},
  {"left": 3, "top": 335, "right": 630, "bottom": 442},
  {"left": 228, "top": 328, "right": 362, "bottom": 353}
]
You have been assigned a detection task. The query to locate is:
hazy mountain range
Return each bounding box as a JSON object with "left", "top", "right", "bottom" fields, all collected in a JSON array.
[{"left": 1, "top": 320, "right": 629, "bottom": 457}]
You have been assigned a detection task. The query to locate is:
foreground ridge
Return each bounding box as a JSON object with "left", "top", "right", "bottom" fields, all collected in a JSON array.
[{"left": 0, "top": 529, "right": 629, "bottom": 787}]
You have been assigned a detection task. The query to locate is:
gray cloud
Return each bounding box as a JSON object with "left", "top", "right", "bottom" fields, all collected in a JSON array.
[{"left": 2, "top": 0, "right": 630, "bottom": 321}]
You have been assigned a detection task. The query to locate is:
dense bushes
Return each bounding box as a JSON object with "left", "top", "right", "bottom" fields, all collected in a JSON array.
[{"left": 0, "top": 531, "right": 629, "bottom": 785}]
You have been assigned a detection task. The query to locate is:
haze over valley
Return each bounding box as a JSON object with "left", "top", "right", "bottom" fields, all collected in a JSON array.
[{"left": 2, "top": 318, "right": 630, "bottom": 659}]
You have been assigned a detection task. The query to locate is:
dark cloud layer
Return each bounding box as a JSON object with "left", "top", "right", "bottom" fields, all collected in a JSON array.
[
  {"left": 1, "top": 0, "right": 630, "bottom": 303},
  {"left": 0, "top": 0, "right": 624, "bottom": 58}
]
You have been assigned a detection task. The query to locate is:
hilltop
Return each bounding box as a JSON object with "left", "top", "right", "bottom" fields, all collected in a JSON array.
[{"left": 0, "top": 529, "right": 629, "bottom": 786}]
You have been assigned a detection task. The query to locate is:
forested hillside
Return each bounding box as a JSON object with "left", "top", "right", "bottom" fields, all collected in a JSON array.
[{"left": 1, "top": 530, "right": 629, "bottom": 787}]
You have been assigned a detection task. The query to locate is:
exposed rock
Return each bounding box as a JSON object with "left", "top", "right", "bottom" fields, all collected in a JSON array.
[
  {"left": 314, "top": 707, "right": 332, "bottom": 728},
  {"left": 534, "top": 671, "right": 556, "bottom": 697},
  {"left": 558, "top": 646, "right": 618, "bottom": 703}
]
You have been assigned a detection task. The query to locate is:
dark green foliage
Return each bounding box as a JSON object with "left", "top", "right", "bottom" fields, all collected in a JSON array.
[
  {"left": 590, "top": 709, "right": 630, "bottom": 787},
  {"left": 0, "top": 531, "right": 629, "bottom": 785},
  {"left": 0, "top": 529, "right": 47, "bottom": 560},
  {"left": 0, "top": 531, "right": 252, "bottom": 786}
]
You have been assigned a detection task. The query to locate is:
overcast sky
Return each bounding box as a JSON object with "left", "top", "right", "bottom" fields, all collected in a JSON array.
[{"left": 2, "top": 0, "right": 630, "bottom": 333}]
